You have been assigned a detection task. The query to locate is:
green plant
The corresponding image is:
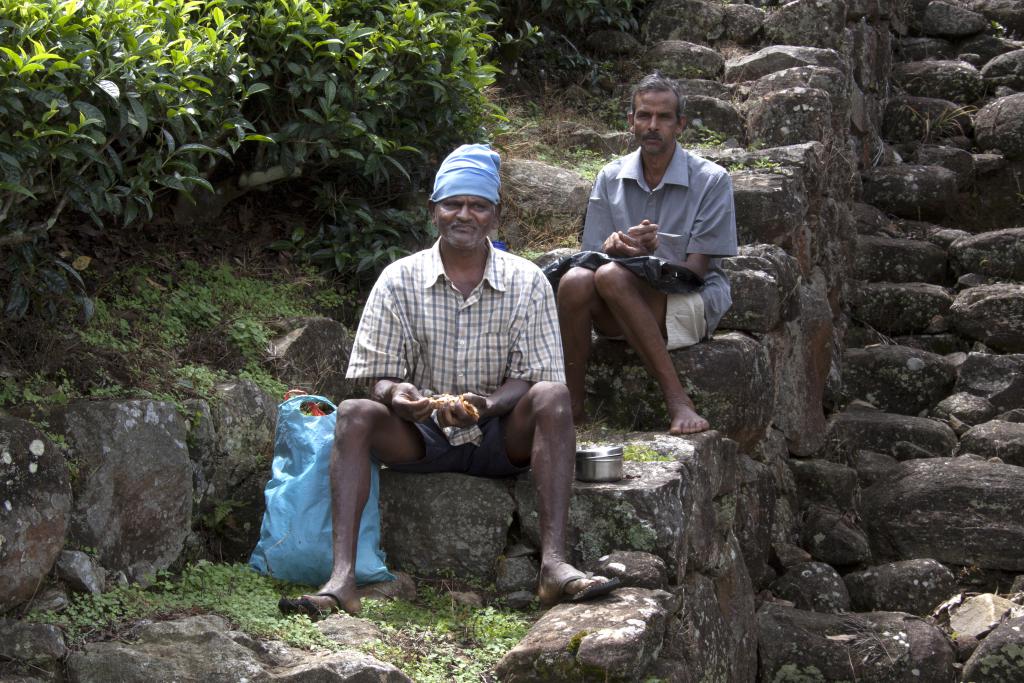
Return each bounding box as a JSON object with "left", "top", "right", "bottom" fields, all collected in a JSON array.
[{"left": 623, "top": 443, "right": 671, "bottom": 462}]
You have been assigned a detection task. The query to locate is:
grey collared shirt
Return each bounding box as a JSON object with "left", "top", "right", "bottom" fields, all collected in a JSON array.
[
  {"left": 346, "top": 239, "right": 565, "bottom": 445},
  {"left": 582, "top": 143, "right": 738, "bottom": 334}
]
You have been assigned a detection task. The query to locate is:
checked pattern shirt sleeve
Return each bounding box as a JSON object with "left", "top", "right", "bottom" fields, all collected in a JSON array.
[{"left": 346, "top": 267, "right": 412, "bottom": 382}]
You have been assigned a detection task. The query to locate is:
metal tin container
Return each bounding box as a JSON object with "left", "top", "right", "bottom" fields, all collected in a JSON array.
[{"left": 575, "top": 445, "right": 624, "bottom": 482}]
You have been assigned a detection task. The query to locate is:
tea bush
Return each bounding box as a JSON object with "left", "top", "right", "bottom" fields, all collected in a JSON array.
[{"left": 0, "top": 0, "right": 498, "bottom": 317}]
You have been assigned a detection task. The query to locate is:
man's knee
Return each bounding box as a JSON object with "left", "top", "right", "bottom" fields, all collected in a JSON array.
[
  {"left": 593, "top": 262, "right": 638, "bottom": 297},
  {"left": 335, "top": 398, "right": 386, "bottom": 437},
  {"left": 526, "top": 381, "right": 571, "bottom": 417},
  {"left": 557, "top": 267, "right": 597, "bottom": 306}
]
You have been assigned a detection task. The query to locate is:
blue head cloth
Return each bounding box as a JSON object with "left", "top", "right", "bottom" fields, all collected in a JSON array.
[{"left": 430, "top": 144, "right": 501, "bottom": 205}]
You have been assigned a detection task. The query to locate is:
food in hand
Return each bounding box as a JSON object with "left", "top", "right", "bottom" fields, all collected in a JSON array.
[{"left": 429, "top": 393, "right": 480, "bottom": 420}]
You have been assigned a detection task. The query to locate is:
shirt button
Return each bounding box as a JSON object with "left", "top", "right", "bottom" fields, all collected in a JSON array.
[{"left": 458, "top": 340, "right": 466, "bottom": 346}]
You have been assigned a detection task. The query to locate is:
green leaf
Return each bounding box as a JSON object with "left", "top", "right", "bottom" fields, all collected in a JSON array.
[
  {"left": 96, "top": 79, "right": 119, "bottom": 100},
  {"left": 245, "top": 82, "right": 270, "bottom": 96},
  {"left": 242, "top": 134, "right": 275, "bottom": 143},
  {"left": 0, "top": 47, "right": 24, "bottom": 70},
  {"left": 0, "top": 182, "right": 36, "bottom": 199}
]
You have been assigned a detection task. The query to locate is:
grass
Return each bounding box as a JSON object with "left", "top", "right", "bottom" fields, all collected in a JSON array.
[{"left": 26, "top": 562, "right": 535, "bottom": 681}]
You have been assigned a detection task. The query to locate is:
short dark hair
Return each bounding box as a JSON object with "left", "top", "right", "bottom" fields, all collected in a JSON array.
[{"left": 629, "top": 72, "right": 686, "bottom": 121}]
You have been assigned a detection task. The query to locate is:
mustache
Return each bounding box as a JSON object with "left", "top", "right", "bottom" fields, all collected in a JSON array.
[{"left": 643, "top": 133, "right": 662, "bottom": 141}]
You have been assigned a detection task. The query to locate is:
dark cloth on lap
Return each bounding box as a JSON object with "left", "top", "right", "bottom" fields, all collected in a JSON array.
[{"left": 384, "top": 417, "right": 527, "bottom": 478}]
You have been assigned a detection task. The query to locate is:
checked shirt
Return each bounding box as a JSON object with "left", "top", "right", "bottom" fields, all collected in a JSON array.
[{"left": 346, "top": 240, "right": 565, "bottom": 445}]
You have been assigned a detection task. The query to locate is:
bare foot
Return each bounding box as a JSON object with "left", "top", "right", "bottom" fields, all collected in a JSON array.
[
  {"left": 537, "top": 561, "right": 618, "bottom": 606},
  {"left": 280, "top": 579, "right": 362, "bottom": 619},
  {"left": 668, "top": 402, "right": 709, "bottom": 435}
]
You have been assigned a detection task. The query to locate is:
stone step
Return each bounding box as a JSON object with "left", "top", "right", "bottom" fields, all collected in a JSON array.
[
  {"left": 848, "top": 281, "right": 953, "bottom": 335},
  {"left": 949, "top": 227, "right": 1024, "bottom": 282},
  {"left": 825, "top": 406, "right": 958, "bottom": 461},
  {"left": 837, "top": 344, "right": 957, "bottom": 415},
  {"left": 852, "top": 235, "right": 949, "bottom": 284},
  {"left": 861, "top": 164, "right": 958, "bottom": 221}
]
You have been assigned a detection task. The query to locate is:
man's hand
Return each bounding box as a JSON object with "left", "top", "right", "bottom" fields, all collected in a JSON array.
[
  {"left": 603, "top": 220, "right": 658, "bottom": 256},
  {"left": 387, "top": 382, "right": 433, "bottom": 423},
  {"left": 433, "top": 392, "right": 488, "bottom": 428}
]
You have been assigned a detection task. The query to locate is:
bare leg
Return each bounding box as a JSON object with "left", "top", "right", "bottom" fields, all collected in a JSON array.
[
  {"left": 503, "top": 382, "right": 613, "bottom": 602},
  {"left": 556, "top": 267, "right": 611, "bottom": 424},
  {"left": 593, "top": 263, "right": 709, "bottom": 434},
  {"left": 290, "top": 398, "right": 425, "bottom": 616}
]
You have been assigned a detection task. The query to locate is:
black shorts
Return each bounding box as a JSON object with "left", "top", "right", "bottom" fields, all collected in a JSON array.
[{"left": 384, "top": 417, "right": 528, "bottom": 478}]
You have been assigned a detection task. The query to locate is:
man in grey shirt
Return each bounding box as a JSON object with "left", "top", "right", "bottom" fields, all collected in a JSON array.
[{"left": 557, "top": 73, "right": 738, "bottom": 434}]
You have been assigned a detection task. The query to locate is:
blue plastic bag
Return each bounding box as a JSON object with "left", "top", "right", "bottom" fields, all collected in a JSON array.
[{"left": 250, "top": 394, "right": 394, "bottom": 586}]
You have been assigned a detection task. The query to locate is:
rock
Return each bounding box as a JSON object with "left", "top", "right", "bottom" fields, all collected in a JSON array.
[
  {"left": 769, "top": 561, "right": 851, "bottom": 613},
  {"left": 272, "top": 650, "right": 413, "bottom": 682},
  {"left": 32, "top": 585, "right": 69, "bottom": 613},
  {"left": 839, "top": 345, "right": 957, "bottom": 416},
  {"left": 764, "top": 0, "right": 847, "bottom": 50},
  {"left": 914, "top": 144, "right": 976, "bottom": 188},
  {"left": 315, "top": 613, "right": 384, "bottom": 647},
  {"left": 47, "top": 400, "right": 191, "bottom": 577},
  {"left": 681, "top": 96, "right": 745, "bottom": 144},
  {"left": 849, "top": 282, "right": 953, "bottom": 336},
  {"left": 56, "top": 549, "right": 106, "bottom": 594},
  {"left": 500, "top": 159, "right": 590, "bottom": 244},
  {"left": 724, "top": 45, "right": 846, "bottom": 83},
  {"left": 861, "top": 164, "right": 958, "bottom": 220},
  {"left": 850, "top": 449, "right": 901, "bottom": 488},
  {"left": 674, "top": 78, "right": 736, "bottom": 100},
  {"left": 883, "top": 95, "right": 973, "bottom": 143},
  {"left": 853, "top": 235, "right": 948, "bottom": 283},
  {"left": 862, "top": 458, "right": 1024, "bottom": 570},
  {"left": 932, "top": 392, "right": 999, "bottom": 428},
  {"left": 495, "top": 554, "right": 538, "bottom": 594},
  {"left": 921, "top": 1, "right": 990, "bottom": 37},
  {"left": 789, "top": 459, "right": 858, "bottom": 511},
  {"left": 964, "top": 0, "right": 1024, "bottom": 37},
  {"left": 583, "top": 30, "right": 641, "bottom": 57},
  {"left": 950, "top": 228, "right": 1024, "bottom": 281},
  {"left": 379, "top": 471, "right": 514, "bottom": 582},
  {"left": 844, "top": 558, "right": 956, "bottom": 614},
  {"left": 518, "top": 460, "right": 690, "bottom": 577},
  {"left": 757, "top": 604, "right": 956, "bottom": 682},
  {"left": 719, "top": 244, "right": 801, "bottom": 333},
  {"left": 495, "top": 588, "right": 675, "bottom": 681},
  {"left": 723, "top": 3, "right": 764, "bottom": 44},
  {"left": 589, "top": 551, "right": 669, "bottom": 590},
  {"left": 746, "top": 87, "right": 833, "bottom": 147},
  {"left": 981, "top": 49, "right": 1024, "bottom": 90},
  {"left": 731, "top": 170, "right": 808, "bottom": 249},
  {"left": 826, "top": 408, "right": 958, "bottom": 460},
  {"left": 586, "top": 332, "right": 772, "bottom": 451},
  {"left": 734, "top": 454, "right": 778, "bottom": 589},
  {"left": 951, "top": 593, "right": 1018, "bottom": 639},
  {"left": 192, "top": 380, "right": 277, "bottom": 560},
  {"left": 951, "top": 284, "right": 1024, "bottom": 353},
  {"left": 0, "top": 620, "right": 67, "bottom": 673},
  {"left": 267, "top": 317, "right": 355, "bottom": 403},
  {"left": 655, "top": 533, "right": 757, "bottom": 682},
  {"left": 560, "top": 127, "right": 632, "bottom": 156},
  {"left": 975, "top": 93, "right": 1024, "bottom": 159},
  {"left": 642, "top": 41, "right": 724, "bottom": 81},
  {"left": 642, "top": 0, "right": 726, "bottom": 44},
  {"left": 958, "top": 420, "right": 1024, "bottom": 465},
  {"left": 0, "top": 418, "right": 71, "bottom": 612},
  {"left": 962, "top": 615, "right": 1024, "bottom": 681},
  {"left": 955, "top": 352, "right": 1024, "bottom": 412},
  {"left": 356, "top": 569, "right": 417, "bottom": 603},
  {"left": 892, "top": 59, "right": 985, "bottom": 103},
  {"left": 961, "top": 33, "right": 1024, "bottom": 64},
  {"left": 897, "top": 36, "right": 957, "bottom": 61},
  {"left": 801, "top": 504, "right": 872, "bottom": 566},
  {"left": 747, "top": 66, "right": 850, "bottom": 131}
]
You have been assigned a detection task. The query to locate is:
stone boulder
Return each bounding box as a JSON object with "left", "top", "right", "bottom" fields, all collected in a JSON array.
[
  {"left": 187, "top": 380, "right": 277, "bottom": 560},
  {"left": 583, "top": 30, "right": 641, "bottom": 57},
  {"left": 932, "top": 392, "right": 999, "bottom": 431},
  {"left": 962, "top": 615, "right": 1024, "bottom": 682},
  {"left": 840, "top": 345, "right": 957, "bottom": 415},
  {"left": 734, "top": 454, "right": 778, "bottom": 588},
  {"left": 757, "top": 604, "right": 956, "bottom": 682},
  {"left": 825, "top": 408, "right": 958, "bottom": 460},
  {"left": 892, "top": 60, "right": 985, "bottom": 103},
  {"left": 897, "top": 36, "right": 956, "bottom": 61},
  {"left": 642, "top": 41, "right": 724, "bottom": 81},
  {"left": 848, "top": 282, "right": 953, "bottom": 336},
  {"left": 48, "top": 400, "right": 191, "bottom": 578},
  {"left": 495, "top": 588, "right": 676, "bottom": 682},
  {"left": 379, "top": 471, "right": 514, "bottom": 581},
  {"left": 965, "top": 0, "right": 1024, "bottom": 37},
  {"left": 789, "top": 459, "right": 858, "bottom": 511},
  {"left": 801, "top": 504, "right": 872, "bottom": 566},
  {"left": 0, "top": 417, "right": 71, "bottom": 613},
  {"left": 950, "top": 284, "right": 1024, "bottom": 352},
  {"left": 747, "top": 66, "right": 849, "bottom": 131},
  {"left": 950, "top": 228, "right": 1024, "bottom": 281},
  {"left": 642, "top": 0, "right": 726, "bottom": 44},
  {"left": 589, "top": 551, "right": 669, "bottom": 590},
  {"left": 723, "top": 3, "right": 764, "bottom": 44},
  {"left": 974, "top": 93, "right": 1024, "bottom": 159},
  {"left": 682, "top": 96, "right": 745, "bottom": 144},
  {"left": 769, "top": 561, "right": 851, "bottom": 613},
  {"left": 500, "top": 159, "right": 590, "bottom": 244},
  {"left": 730, "top": 170, "right": 809, "bottom": 249},
  {"left": 914, "top": 144, "right": 976, "bottom": 188},
  {"left": 955, "top": 353, "right": 1024, "bottom": 412},
  {"left": 746, "top": 87, "right": 833, "bottom": 147},
  {"left": 724, "top": 45, "right": 846, "bottom": 83},
  {"left": 844, "top": 558, "right": 956, "bottom": 614},
  {"left": 719, "top": 244, "right": 801, "bottom": 333},
  {"left": 862, "top": 457, "right": 1024, "bottom": 570},
  {"left": 267, "top": 317, "right": 355, "bottom": 403},
  {"left": 853, "top": 235, "right": 948, "bottom": 283},
  {"left": 981, "top": 49, "right": 1024, "bottom": 90},
  {"left": 960, "top": 33, "right": 1024, "bottom": 64},
  {"left": 861, "top": 164, "right": 958, "bottom": 220},
  {"left": 957, "top": 420, "right": 1024, "bottom": 465},
  {"left": 882, "top": 95, "right": 973, "bottom": 143},
  {"left": 0, "top": 619, "right": 67, "bottom": 679},
  {"left": 763, "top": 0, "right": 846, "bottom": 50},
  {"left": 56, "top": 549, "right": 106, "bottom": 594},
  {"left": 920, "top": 0, "right": 989, "bottom": 37}
]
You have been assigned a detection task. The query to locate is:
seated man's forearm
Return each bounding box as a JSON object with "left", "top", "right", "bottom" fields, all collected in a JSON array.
[{"left": 480, "top": 378, "right": 532, "bottom": 418}]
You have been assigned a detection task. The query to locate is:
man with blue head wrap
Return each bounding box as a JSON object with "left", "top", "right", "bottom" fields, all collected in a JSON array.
[{"left": 279, "top": 144, "right": 620, "bottom": 619}]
